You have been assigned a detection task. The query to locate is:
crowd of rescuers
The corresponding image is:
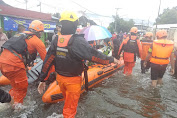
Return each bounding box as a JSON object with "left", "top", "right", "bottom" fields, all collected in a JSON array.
[
  {"left": 0, "top": 10, "right": 175, "bottom": 117},
  {"left": 111, "top": 27, "right": 175, "bottom": 87},
  {"left": 0, "top": 11, "right": 119, "bottom": 117}
]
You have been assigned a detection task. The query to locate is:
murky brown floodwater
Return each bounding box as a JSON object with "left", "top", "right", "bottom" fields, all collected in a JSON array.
[{"left": 1, "top": 59, "right": 177, "bottom": 118}]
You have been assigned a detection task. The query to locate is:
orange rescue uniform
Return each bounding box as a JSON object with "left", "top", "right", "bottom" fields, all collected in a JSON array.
[
  {"left": 56, "top": 74, "right": 81, "bottom": 118},
  {"left": 140, "top": 40, "right": 153, "bottom": 73},
  {"left": 0, "top": 34, "right": 46, "bottom": 104},
  {"left": 39, "top": 34, "right": 114, "bottom": 118},
  {"left": 118, "top": 36, "right": 142, "bottom": 75},
  {"left": 141, "top": 42, "right": 153, "bottom": 60}
]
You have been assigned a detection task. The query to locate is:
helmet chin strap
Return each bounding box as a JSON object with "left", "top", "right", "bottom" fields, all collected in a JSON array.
[
  {"left": 35, "top": 32, "right": 42, "bottom": 38},
  {"left": 29, "top": 29, "right": 42, "bottom": 38}
]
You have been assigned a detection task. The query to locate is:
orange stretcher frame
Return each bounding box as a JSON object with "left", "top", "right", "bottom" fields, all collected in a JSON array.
[{"left": 42, "top": 59, "right": 124, "bottom": 103}]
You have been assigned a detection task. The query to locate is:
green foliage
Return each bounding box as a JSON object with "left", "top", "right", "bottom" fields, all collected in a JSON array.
[
  {"left": 157, "top": 6, "right": 177, "bottom": 24},
  {"left": 108, "top": 15, "right": 134, "bottom": 33}
]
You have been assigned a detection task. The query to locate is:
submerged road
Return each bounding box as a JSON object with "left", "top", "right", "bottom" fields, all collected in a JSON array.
[{"left": 1, "top": 59, "right": 177, "bottom": 118}]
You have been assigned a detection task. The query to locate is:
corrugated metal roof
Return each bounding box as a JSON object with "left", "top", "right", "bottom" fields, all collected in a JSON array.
[{"left": 0, "top": 4, "right": 52, "bottom": 21}]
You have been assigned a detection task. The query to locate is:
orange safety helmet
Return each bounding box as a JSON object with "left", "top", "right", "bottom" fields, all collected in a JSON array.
[
  {"left": 29, "top": 20, "right": 44, "bottom": 32},
  {"left": 145, "top": 32, "right": 153, "bottom": 38},
  {"left": 156, "top": 30, "right": 167, "bottom": 39},
  {"left": 130, "top": 27, "right": 138, "bottom": 34}
]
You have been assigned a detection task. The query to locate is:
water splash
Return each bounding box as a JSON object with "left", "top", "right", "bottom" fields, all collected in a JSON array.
[{"left": 47, "top": 112, "right": 64, "bottom": 118}]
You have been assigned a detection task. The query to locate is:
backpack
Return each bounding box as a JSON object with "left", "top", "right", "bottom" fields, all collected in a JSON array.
[
  {"left": 2, "top": 33, "right": 28, "bottom": 55},
  {"left": 1, "top": 33, "right": 36, "bottom": 66}
]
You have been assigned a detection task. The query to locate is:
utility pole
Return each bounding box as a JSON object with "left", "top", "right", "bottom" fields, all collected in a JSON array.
[
  {"left": 154, "top": 0, "right": 161, "bottom": 40},
  {"left": 115, "top": 8, "right": 120, "bottom": 33},
  {"left": 148, "top": 16, "right": 151, "bottom": 28},
  {"left": 38, "top": 2, "right": 41, "bottom": 12},
  {"left": 141, "top": 20, "right": 144, "bottom": 33},
  {"left": 25, "top": 0, "right": 28, "bottom": 10}
]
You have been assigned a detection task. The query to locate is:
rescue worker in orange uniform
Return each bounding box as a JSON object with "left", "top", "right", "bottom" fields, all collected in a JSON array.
[
  {"left": 123, "top": 32, "right": 127, "bottom": 40},
  {"left": 144, "top": 30, "right": 175, "bottom": 87},
  {"left": 118, "top": 27, "right": 142, "bottom": 75},
  {"left": 140, "top": 32, "right": 153, "bottom": 73},
  {"left": 37, "top": 11, "right": 119, "bottom": 118},
  {"left": 0, "top": 20, "right": 47, "bottom": 107}
]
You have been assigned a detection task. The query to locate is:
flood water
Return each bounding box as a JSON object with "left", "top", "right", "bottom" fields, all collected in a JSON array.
[{"left": 1, "top": 59, "right": 177, "bottom": 118}]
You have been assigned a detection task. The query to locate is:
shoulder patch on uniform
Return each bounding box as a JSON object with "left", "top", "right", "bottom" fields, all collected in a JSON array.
[
  {"left": 59, "top": 37, "right": 64, "bottom": 43},
  {"left": 27, "top": 35, "right": 33, "bottom": 39}
]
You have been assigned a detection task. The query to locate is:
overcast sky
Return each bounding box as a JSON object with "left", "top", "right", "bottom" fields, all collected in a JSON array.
[{"left": 3, "top": 0, "right": 177, "bottom": 27}]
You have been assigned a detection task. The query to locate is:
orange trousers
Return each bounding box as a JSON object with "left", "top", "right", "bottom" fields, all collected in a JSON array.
[
  {"left": 0, "top": 63, "right": 28, "bottom": 104},
  {"left": 123, "top": 61, "right": 135, "bottom": 75},
  {"left": 56, "top": 74, "right": 82, "bottom": 118}
]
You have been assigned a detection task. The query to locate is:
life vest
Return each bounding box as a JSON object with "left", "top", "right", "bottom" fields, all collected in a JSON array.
[
  {"left": 1, "top": 32, "right": 37, "bottom": 67},
  {"left": 150, "top": 39, "right": 174, "bottom": 64},
  {"left": 55, "top": 35, "right": 84, "bottom": 77},
  {"left": 123, "top": 36, "right": 139, "bottom": 62},
  {"left": 141, "top": 40, "right": 153, "bottom": 60}
]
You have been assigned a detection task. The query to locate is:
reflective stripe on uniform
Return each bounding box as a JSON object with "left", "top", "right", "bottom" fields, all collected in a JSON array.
[{"left": 57, "top": 47, "right": 68, "bottom": 52}]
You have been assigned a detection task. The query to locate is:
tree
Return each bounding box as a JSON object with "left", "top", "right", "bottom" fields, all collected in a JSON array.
[
  {"left": 157, "top": 6, "right": 177, "bottom": 24},
  {"left": 52, "top": 13, "right": 60, "bottom": 18},
  {"left": 108, "top": 15, "right": 134, "bottom": 34},
  {"left": 52, "top": 13, "right": 61, "bottom": 26}
]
